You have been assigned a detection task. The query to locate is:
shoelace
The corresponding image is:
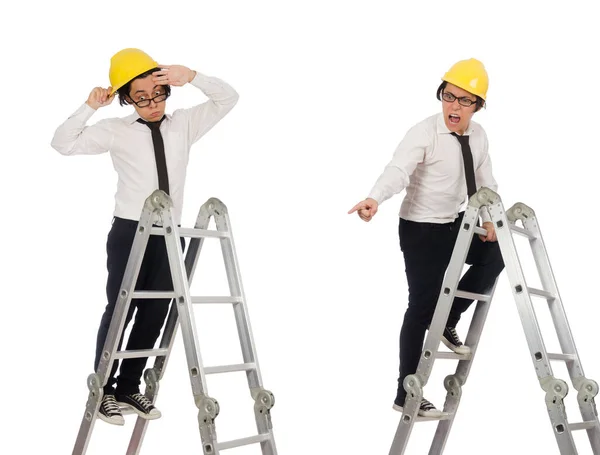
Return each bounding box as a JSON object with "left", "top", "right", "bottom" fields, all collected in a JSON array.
[
  {"left": 102, "top": 396, "right": 121, "bottom": 414},
  {"left": 447, "top": 327, "right": 461, "bottom": 345},
  {"left": 420, "top": 398, "right": 436, "bottom": 411},
  {"left": 132, "top": 393, "right": 154, "bottom": 410}
]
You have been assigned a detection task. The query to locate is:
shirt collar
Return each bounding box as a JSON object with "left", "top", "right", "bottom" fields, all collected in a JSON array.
[
  {"left": 436, "top": 112, "right": 475, "bottom": 136},
  {"left": 124, "top": 111, "right": 171, "bottom": 125}
]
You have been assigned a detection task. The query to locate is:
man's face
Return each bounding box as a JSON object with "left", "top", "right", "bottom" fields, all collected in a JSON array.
[
  {"left": 128, "top": 75, "right": 167, "bottom": 122},
  {"left": 441, "top": 83, "right": 478, "bottom": 135}
]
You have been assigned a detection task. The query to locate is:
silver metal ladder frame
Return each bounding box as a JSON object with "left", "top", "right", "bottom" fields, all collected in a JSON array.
[
  {"left": 389, "top": 187, "right": 600, "bottom": 455},
  {"left": 72, "top": 190, "right": 278, "bottom": 455}
]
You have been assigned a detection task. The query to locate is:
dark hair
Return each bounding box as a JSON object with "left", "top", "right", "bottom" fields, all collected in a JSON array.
[
  {"left": 436, "top": 81, "right": 485, "bottom": 111},
  {"left": 117, "top": 67, "right": 171, "bottom": 106}
]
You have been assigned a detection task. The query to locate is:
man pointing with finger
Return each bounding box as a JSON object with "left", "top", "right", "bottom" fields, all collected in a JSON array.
[
  {"left": 349, "top": 59, "right": 504, "bottom": 417},
  {"left": 51, "top": 48, "right": 239, "bottom": 425}
]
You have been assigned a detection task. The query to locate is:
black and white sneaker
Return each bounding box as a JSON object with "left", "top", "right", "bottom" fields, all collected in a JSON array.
[
  {"left": 98, "top": 394, "right": 125, "bottom": 426},
  {"left": 116, "top": 393, "right": 161, "bottom": 420},
  {"left": 441, "top": 326, "right": 471, "bottom": 355},
  {"left": 393, "top": 397, "right": 444, "bottom": 418}
]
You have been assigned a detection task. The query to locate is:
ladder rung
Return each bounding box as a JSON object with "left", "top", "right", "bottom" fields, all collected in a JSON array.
[
  {"left": 179, "top": 227, "right": 229, "bottom": 238},
  {"left": 415, "top": 413, "right": 453, "bottom": 423},
  {"left": 569, "top": 421, "right": 598, "bottom": 431},
  {"left": 114, "top": 348, "right": 169, "bottom": 360},
  {"left": 436, "top": 352, "right": 473, "bottom": 360},
  {"left": 474, "top": 226, "right": 487, "bottom": 236},
  {"left": 547, "top": 353, "right": 577, "bottom": 361},
  {"left": 217, "top": 434, "right": 271, "bottom": 451},
  {"left": 192, "top": 296, "right": 243, "bottom": 304},
  {"left": 205, "top": 363, "right": 256, "bottom": 375},
  {"left": 510, "top": 225, "right": 536, "bottom": 239},
  {"left": 132, "top": 291, "right": 177, "bottom": 299},
  {"left": 150, "top": 227, "right": 228, "bottom": 238},
  {"left": 527, "top": 287, "right": 556, "bottom": 299},
  {"left": 455, "top": 290, "right": 491, "bottom": 301}
]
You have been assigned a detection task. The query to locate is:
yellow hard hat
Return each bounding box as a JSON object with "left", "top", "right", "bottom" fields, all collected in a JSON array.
[
  {"left": 108, "top": 48, "right": 159, "bottom": 96},
  {"left": 442, "top": 58, "right": 489, "bottom": 100}
]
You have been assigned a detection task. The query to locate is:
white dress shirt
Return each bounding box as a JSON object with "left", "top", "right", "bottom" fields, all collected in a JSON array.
[
  {"left": 51, "top": 72, "right": 239, "bottom": 225},
  {"left": 368, "top": 113, "right": 497, "bottom": 224}
]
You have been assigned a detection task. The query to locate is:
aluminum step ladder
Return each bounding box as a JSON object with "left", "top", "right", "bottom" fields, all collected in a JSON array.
[
  {"left": 389, "top": 187, "right": 600, "bottom": 455},
  {"left": 72, "top": 190, "right": 277, "bottom": 455}
]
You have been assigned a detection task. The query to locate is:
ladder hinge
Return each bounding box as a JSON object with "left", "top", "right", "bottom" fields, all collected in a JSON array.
[{"left": 540, "top": 376, "right": 569, "bottom": 406}]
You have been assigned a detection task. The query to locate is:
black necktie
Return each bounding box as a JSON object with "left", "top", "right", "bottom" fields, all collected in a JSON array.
[
  {"left": 137, "top": 116, "right": 170, "bottom": 195},
  {"left": 451, "top": 132, "right": 477, "bottom": 198}
]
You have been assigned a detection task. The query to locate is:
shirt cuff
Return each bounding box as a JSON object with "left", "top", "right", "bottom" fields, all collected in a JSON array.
[
  {"left": 480, "top": 207, "right": 492, "bottom": 224},
  {"left": 188, "top": 71, "right": 215, "bottom": 89},
  {"left": 367, "top": 188, "right": 384, "bottom": 205}
]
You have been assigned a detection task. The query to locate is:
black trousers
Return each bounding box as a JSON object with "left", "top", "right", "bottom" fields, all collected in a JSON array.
[
  {"left": 396, "top": 212, "right": 504, "bottom": 402},
  {"left": 94, "top": 217, "right": 185, "bottom": 395}
]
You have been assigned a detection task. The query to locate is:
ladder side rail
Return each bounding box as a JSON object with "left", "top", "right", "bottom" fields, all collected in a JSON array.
[
  {"left": 428, "top": 192, "right": 502, "bottom": 455},
  {"left": 489, "top": 199, "right": 579, "bottom": 453},
  {"left": 416, "top": 204, "right": 482, "bottom": 384},
  {"left": 517, "top": 207, "right": 600, "bottom": 453},
  {"left": 72, "top": 202, "right": 155, "bottom": 455},
  {"left": 212, "top": 201, "right": 278, "bottom": 454},
  {"left": 519, "top": 210, "right": 585, "bottom": 380},
  {"left": 389, "top": 202, "right": 483, "bottom": 455},
  {"left": 429, "top": 279, "right": 499, "bottom": 455},
  {"left": 212, "top": 201, "right": 263, "bottom": 388},
  {"left": 127, "top": 219, "right": 199, "bottom": 454}
]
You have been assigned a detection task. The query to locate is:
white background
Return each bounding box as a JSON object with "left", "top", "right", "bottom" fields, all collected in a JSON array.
[{"left": 2, "top": 1, "right": 599, "bottom": 454}]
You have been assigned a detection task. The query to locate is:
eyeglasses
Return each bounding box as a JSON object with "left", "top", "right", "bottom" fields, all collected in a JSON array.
[
  {"left": 131, "top": 91, "right": 169, "bottom": 108},
  {"left": 442, "top": 91, "right": 477, "bottom": 107}
]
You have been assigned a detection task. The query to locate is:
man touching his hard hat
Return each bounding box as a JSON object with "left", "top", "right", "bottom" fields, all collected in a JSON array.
[
  {"left": 51, "top": 48, "right": 239, "bottom": 425},
  {"left": 349, "top": 58, "right": 505, "bottom": 417}
]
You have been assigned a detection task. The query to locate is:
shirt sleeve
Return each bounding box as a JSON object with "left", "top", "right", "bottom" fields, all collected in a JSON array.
[
  {"left": 172, "top": 72, "right": 240, "bottom": 146},
  {"left": 476, "top": 130, "right": 498, "bottom": 224},
  {"left": 367, "top": 124, "right": 429, "bottom": 205},
  {"left": 50, "top": 103, "right": 113, "bottom": 156}
]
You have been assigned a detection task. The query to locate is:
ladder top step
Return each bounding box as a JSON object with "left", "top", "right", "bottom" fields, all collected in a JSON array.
[
  {"left": 150, "top": 227, "right": 229, "bottom": 238},
  {"left": 510, "top": 225, "right": 536, "bottom": 239},
  {"left": 179, "top": 227, "right": 229, "bottom": 238},
  {"left": 474, "top": 226, "right": 487, "bottom": 237}
]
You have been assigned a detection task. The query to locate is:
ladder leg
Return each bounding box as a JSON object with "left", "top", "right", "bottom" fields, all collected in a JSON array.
[
  {"left": 429, "top": 281, "right": 498, "bottom": 455},
  {"left": 390, "top": 204, "right": 485, "bottom": 454},
  {"left": 389, "top": 375, "right": 425, "bottom": 455},
  {"left": 125, "top": 368, "right": 159, "bottom": 455},
  {"left": 512, "top": 204, "right": 600, "bottom": 454},
  {"left": 72, "top": 375, "right": 102, "bottom": 455},
  {"left": 126, "top": 229, "right": 206, "bottom": 454},
  {"left": 207, "top": 199, "right": 278, "bottom": 455},
  {"left": 415, "top": 205, "right": 481, "bottom": 387},
  {"left": 161, "top": 207, "right": 221, "bottom": 454},
  {"left": 488, "top": 198, "right": 580, "bottom": 454},
  {"left": 72, "top": 202, "right": 155, "bottom": 455}
]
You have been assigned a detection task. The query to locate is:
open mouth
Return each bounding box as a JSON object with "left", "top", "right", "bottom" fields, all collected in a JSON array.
[{"left": 449, "top": 113, "right": 460, "bottom": 124}]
